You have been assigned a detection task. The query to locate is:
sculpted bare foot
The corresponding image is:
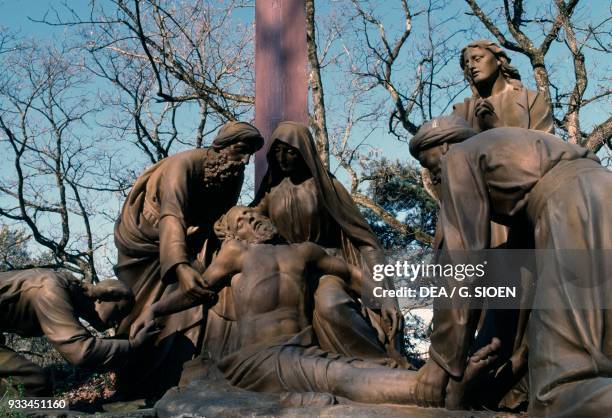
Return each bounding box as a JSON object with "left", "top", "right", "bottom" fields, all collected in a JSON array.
[{"left": 445, "top": 337, "right": 501, "bottom": 410}]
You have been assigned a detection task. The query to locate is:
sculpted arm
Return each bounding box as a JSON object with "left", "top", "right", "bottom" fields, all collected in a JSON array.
[
  {"left": 413, "top": 149, "right": 492, "bottom": 407},
  {"left": 200, "top": 239, "right": 245, "bottom": 291},
  {"left": 529, "top": 91, "right": 554, "bottom": 133},
  {"left": 36, "top": 286, "right": 130, "bottom": 370},
  {"left": 425, "top": 148, "right": 489, "bottom": 382},
  {"left": 149, "top": 240, "right": 245, "bottom": 319},
  {"left": 300, "top": 242, "right": 373, "bottom": 296},
  {"left": 157, "top": 157, "right": 193, "bottom": 283}
]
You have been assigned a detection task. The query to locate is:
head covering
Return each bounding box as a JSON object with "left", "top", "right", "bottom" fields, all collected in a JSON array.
[
  {"left": 211, "top": 121, "right": 264, "bottom": 150},
  {"left": 409, "top": 116, "right": 476, "bottom": 158},
  {"left": 254, "top": 121, "right": 382, "bottom": 254}
]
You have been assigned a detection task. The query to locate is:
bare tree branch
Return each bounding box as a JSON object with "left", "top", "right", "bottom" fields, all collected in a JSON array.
[{"left": 306, "top": 0, "right": 330, "bottom": 168}]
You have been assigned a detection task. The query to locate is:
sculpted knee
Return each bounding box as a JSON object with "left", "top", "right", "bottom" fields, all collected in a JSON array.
[{"left": 314, "top": 275, "right": 350, "bottom": 321}]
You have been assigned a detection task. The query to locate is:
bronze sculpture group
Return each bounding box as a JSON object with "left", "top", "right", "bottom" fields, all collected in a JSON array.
[
  {"left": 0, "top": 269, "right": 157, "bottom": 396},
  {"left": 1, "top": 40, "right": 610, "bottom": 416}
]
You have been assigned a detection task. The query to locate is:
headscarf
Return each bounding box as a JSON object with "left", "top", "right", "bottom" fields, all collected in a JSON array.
[
  {"left": 409, "top": 116, "right": 476, "bottom": 158},
  {"left": 253, "top": 121, "right": 383, "bottom": 254},
  {"left": 211, "top": 121, "right": 264, "bottom": 150}
]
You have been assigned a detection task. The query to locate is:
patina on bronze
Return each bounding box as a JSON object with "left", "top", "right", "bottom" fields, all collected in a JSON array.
[
  {"left": 411, "top": 116, "right": 612, "bottom": 416},
  {"left": 136, "top": 206, "right": 500, "bottom": 405},
  {"left": 113, "top": 121, "right": 263, "bottom": 398},
  {"left": 446, "top": 40, "right": 557, "bottom": 409},
  {"left": 201, "top": 122, "right": 403, "bottom": 367},
  {"left": 253, "top": 121, "right": 403, "bottom": 363},
  {"left": 0, "top": 269, "right": 154, "bottom": 396},
  {"left": 453, "top": 39, "right": 554, "bottom": 134}
]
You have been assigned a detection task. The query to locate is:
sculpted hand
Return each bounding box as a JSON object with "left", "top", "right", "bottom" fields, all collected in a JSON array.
[
  {"left": 129, "top": 320, "right": 160, "bottom": 350},
  {"left": 380, "top": 298, "right": 402, "bottom": 341},
  {"left": 475, "top": 99, "right": 500, "bottom": 130},
  {"left": 176, "top": 264, "right": 208, "bottom": 300},
  {"left": 130, "top": 308, "right": 154, "bottom": 339},
  {"left": 414, "top": 359, "right": 449, "bottom": 407}
]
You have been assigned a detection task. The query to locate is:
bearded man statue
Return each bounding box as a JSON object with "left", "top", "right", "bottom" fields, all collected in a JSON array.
[{"left": 113, "top": 121, "right": 263, "bottom": 399}]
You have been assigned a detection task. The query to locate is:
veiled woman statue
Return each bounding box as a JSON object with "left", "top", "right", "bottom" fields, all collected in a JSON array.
[{"left": 251, "top": 121, "right": 404, "bottom": 364}]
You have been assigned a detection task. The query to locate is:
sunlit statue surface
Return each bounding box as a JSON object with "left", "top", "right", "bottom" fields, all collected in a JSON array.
[
  {"left": 113, "top": 121, "right": 263, "bottom": 398},
  {"left": 453, "top": 39, "right": 553, "bottom": 134},
  {"left": 134, "top": 206, "right": 501, "bottom": 406},
  {"left": 252, "top": 122, "right": 403, "bottom": 363},
  {"left": 411, "top": 116, "right": 612, "bottom": 416}
]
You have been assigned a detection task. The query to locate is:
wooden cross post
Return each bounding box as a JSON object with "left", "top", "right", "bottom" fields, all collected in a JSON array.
[{"left": 254, "top": 0, "right": 309, "bottom": 187}]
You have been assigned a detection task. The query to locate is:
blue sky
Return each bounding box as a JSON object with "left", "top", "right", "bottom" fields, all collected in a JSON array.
[
  {"left": 2, "top": 0, "right": 609, "bottom": 143},
  {"left": 1, "top": 0, "right": 610, "bottom": 276}
]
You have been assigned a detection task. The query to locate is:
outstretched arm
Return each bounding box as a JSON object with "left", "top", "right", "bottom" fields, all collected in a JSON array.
[
  {"left": 157, "top": 239, "right": 245, "bottom": 316},
  {"left": 131, "top": 240, "right": 245, "bottom": 337}
]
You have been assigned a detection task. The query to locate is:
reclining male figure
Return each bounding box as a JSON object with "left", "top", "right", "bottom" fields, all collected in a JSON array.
[{"left": 133, "top": 206, "right": 500, "bottom": 405}]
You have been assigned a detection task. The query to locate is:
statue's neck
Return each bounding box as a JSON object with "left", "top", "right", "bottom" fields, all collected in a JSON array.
[
  {"left": 475, "top": 75, "right": 509, "bottom": 98},
  {"left": 279, "top": 169, "right": 312, "bottom": 185}
]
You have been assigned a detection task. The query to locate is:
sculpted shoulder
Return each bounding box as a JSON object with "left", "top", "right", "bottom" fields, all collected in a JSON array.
[
  {"left": 451, "top": 98, "right": 472, "bottom": 119},
  {"left": 162, "top": 148, "right": 211, "bottom": 170},
  {"left": 220, "top": 238, "right": 248, "bottom": 255}
]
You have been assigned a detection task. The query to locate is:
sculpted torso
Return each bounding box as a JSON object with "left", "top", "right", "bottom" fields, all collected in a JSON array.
[{"left": 231, "top": 243, "right": 311, "bottom": 346}]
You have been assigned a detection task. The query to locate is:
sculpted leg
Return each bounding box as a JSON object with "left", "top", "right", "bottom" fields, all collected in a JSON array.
[
  {"left": 313, "top": 275, "right": 387, "bottom": 360},
  {"left": 0, "top": 344, "right": 51, "bottom": 396},
  {"left": 326, "top": 338, "right": 500, "bottom": 405}
]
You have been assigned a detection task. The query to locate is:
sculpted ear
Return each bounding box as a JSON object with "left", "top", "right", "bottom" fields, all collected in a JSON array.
[{"left": 441, "top": 143, "right": 450, "bottom": 154}]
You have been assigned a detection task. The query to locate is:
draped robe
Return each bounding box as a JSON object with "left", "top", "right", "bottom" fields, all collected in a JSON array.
[
  {"left": 251, "top": 122, "right": 401, "bottom": 362},
  {"left": 429, "top": 127, "right": 612, "bottom": 416},
  {"left": 450, "top": 81, "right": 554, "bottom": 408},
  {"left": 114, "top": 148, "right": 242, "bottom": 397}
]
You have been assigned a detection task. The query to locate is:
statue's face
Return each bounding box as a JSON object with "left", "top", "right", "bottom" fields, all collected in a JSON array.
[
  {"left": 272, "top": 141, "right": 301, "bottom": 173},
  {"left": 462, "top": 47, "right": 500, "bottom": 85},
  {"left": 227, "top": 207, "right": 277, "bottom": 243},
  {"left": 220, "top": 141, "right": 257, "bottom": 165},
  {"left": 92, "top": 299, "right": 132, "bottom": 330},
  {"left": 417, "top": 144, "right": 447, "bottom": 185}
]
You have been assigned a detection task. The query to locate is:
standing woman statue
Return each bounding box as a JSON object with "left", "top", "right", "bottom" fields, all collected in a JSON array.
[
  {"left": 251, "top": 121, "right": 404, "bottom": 364},
  {"left": 453, "top": 39, "right": 554, "bottom": 134}
]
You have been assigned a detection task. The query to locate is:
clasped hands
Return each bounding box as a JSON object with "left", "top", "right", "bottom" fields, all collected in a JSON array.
[{"left": 475, "top": 98, "right": 501, "bottom": 130}]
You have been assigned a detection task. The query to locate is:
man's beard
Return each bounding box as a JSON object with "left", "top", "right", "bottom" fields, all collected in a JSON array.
[
  {"left": 247, "top": 220, "right": 278, "bottom": 244},
  {"left": 202, "top": 152, "right": 245, "bottom": 190}
]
